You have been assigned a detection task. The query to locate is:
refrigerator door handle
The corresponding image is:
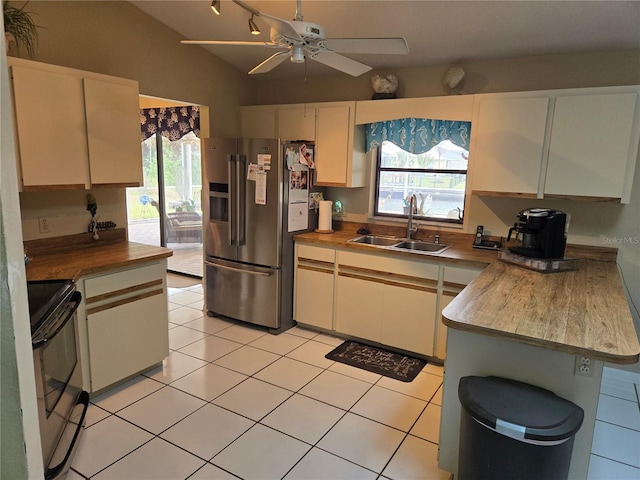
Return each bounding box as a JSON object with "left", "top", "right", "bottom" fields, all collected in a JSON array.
[
  {"left": 228, "top": 154, "right": 235, "bottom": 246},
  {"left": 237, "top": 154, "right": 246, "bottom": 246},
  {"left": 205, "top": 260, "right": 272, "bottom": 277}
]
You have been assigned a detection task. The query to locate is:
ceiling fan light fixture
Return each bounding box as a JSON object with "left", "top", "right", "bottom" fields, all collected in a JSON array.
[
  {"left": 210, "top": 0, "right": 220, "bottom": 15},
  {"left": 291, "top": 45, "right": 305, "bottom": 63},
  {"left": 248, "top": 14, "right": 261, "bottom": 35}
]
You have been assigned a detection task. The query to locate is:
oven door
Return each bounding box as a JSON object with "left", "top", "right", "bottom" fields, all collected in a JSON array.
[{"left": 32, "top": 291, "right": 87, "bottom": 478}]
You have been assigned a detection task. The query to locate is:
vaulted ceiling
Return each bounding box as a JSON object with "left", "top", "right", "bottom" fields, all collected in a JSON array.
[{"left": 131, "top": 1, "right": 640, "bottom": 80}]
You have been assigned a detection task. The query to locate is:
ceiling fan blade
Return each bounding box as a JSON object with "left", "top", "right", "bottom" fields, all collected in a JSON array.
[
  {"left": 307, "top": 50, "right": 372, "bottom": 77},
  {"left": 181, "top": 40, "right": 280, "bottom": 47},
  {"left": 249, "top": 50, "right": 291, "bottom": 74},
  {"left": 320, "top": 38, "right": 409, "bottom": 55}
]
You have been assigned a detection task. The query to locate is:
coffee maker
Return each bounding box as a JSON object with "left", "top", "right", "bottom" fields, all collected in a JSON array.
[{"left": 507, "top": 208, "right": 568, "bottom": 259}]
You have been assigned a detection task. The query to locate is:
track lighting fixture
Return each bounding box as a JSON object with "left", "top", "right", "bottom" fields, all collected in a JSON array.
[
  {"left": 210, "top": 0, "right": 220, "bottom": 15},
  {"left": 248, "top": 14, "right": 260, "bottom": 35}
]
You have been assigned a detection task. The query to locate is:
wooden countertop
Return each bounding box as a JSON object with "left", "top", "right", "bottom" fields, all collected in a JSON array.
[
  {"left": 295, "top": 222, "right": 636, "bottom": 363},
  {"left": 25, "top": 229, "right": 172, "bottom": 282},
  {"left": 294, "top": 222, "right": 617, "bottom": 267},
  {"left": 294, "top": 226, "right": 498, "bottom": 268},
  {"left": 442, "top": 260, "right": 640, "bottom": 364}
]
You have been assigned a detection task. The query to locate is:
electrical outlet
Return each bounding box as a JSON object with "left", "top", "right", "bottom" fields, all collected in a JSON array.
[
  {"left": 38, "top": 216, "right": 51, "bottom": 233},
  {"left": 574, "top": 355, "right": 593, "bottom": 377}
]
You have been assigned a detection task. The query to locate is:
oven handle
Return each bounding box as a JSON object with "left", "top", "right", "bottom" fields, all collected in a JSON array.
[
  {"left": 44, "top": 390, "right": 89, "bottom": 480},
  {"left": 32, "top": 291, "right": 82, "bottom": 350}
]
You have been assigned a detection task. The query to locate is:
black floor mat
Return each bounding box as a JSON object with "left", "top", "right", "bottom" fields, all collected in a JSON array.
[{"left": 325, "top": 340, "right": 427, "bottom": 382}]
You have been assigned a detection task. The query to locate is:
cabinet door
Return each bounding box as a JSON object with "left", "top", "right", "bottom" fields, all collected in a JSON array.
[
  {"left": 294, "top": 267, "right": 334, "bottom": 330},
  {"left": 87, "top": 293, "right": 168, "bottom": 392},
  {"left": 241, "top": 107, "right": 277, "bottom": 138},
  {"left": 294, "top": 244, "right": 335, "bottom": 330},
  {"left": 381, "top": 285, "right": 437, "bottom": 356},
  {"left": 471, "top": 97, "right": 550, "bottom": 197},
  {"left": 278, "top": 106, "right": 316, "bottom": 141},
  {"left": 436, "top": 292, "right": 455, "bottom": 360},
  {"left": 336, "top": 275, "right": 384, "bottom": 342},
  {"left": 315, "top": 103, "right": 365, "bottom": 187},
  {"left": 545, "top": 93, "right": 637, "bottom": 202},
  {"left": 11, "top": 66, "right": 90, "bottom": 189},
  {"left": 84, "top": 78, "right": 143, "bottom": 187}
]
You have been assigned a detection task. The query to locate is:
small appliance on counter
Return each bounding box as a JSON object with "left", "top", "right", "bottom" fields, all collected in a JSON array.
[
  {"left": 502, "top": 208, "right": 578, "bottom": 273},
  {"left": 507, "top": 208, "right": 568, "bottom": 259}
]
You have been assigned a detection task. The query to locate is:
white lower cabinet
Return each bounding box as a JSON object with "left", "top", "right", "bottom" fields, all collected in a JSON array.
[
  {"left": 437, "top": 264, "right": 484, "bottom": 360},
  {"left": 294, "top": 244, "right": 335, "bottom": 331},
  {"left": 335, "top": 250, "right": 439, "bottom": 357},
  {"left": 78, "top": 261, "right": 169, "bottom": 393},
  {"left": 380, "top": 283, "right": 437, "bottom": 356},
  {"left": 294, "top": 242, "right": 488, "bottom": 359},
  {"left": 335, "top": 274, "right": 384, "bottom": 343}
]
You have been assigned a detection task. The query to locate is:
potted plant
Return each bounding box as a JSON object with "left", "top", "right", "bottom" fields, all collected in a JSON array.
[{"left": 3, "top": 1, "right": 38, "bottom": 57}]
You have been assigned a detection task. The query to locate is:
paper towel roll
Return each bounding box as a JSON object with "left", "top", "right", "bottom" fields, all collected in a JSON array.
[{"left": 318, "top": 200, "right": 333, "bottom": 232}]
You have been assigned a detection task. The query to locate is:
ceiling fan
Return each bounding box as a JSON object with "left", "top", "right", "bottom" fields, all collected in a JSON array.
[{"left": 181, "top": 0, "right": 409, "bottom": 76}]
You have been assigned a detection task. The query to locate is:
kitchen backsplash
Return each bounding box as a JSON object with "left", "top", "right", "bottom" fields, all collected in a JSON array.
[{"left": 19, "top": 189, "right": 127, "bottom": 241}]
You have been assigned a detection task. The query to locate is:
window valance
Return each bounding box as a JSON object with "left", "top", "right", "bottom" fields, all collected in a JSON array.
[
  {"left": 140, "top": 106, "right": 200, "bottom": 142},
  {"left": 365, "top": 118, "right": 471, "bottom": 154}
]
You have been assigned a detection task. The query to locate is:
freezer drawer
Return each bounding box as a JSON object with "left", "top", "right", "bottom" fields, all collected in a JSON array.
[{"left": 206, "top": 258, "right": 280, "bottom": 329}]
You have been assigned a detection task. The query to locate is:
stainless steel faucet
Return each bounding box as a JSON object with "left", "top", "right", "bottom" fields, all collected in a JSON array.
[{"left": 406, "top": 194, "right": 418, "bottom": 239}]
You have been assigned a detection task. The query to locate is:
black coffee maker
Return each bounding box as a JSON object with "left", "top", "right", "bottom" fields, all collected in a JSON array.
[{"left": 507, "top": 208, "right": 568, "bottom": 259}]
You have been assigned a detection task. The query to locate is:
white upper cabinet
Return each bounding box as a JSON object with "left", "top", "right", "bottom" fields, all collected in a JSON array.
[
  {"left": 315, "top": 102, "right": 366, "bottom": 187},
  {"left": 471, "top": 96, "right": 551, "bottom": 198},
  {"left": 471, "top": 87, "right": 640, "bottom": 203},
  {"left": 277, "top": 106, "right": 316, "bottom": 141},
  {"left": 11, "top": 66, "right": 91, "bottom": 189},
  {"left": 9, "top": 58, "right": 143, "bottom": 191},
  {"left": 83, "top": 78, "right": 143, "bottom": 187},
  {"left": 545, "top": 93, "right": 638, "bottom": 201}
]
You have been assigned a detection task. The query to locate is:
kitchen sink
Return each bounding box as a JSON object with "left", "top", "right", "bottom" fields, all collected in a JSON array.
[
  {"left": 390, "top": 240, "right": 451, "bottom": 254},
  {"left": 347, "top": 235, "right": 403, "bottom": 247},
  {"left": 347, "top": 235, "right": 451, "bottom": 254}
]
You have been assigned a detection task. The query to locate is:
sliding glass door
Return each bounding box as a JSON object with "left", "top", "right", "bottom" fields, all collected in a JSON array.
[{"left": 127, "top": 130, "right": 203, "bottom": 278}]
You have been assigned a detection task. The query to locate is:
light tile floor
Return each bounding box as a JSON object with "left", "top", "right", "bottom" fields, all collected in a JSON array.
[{"left": 67, "top": 276, "right": 640, "bottom": 479}]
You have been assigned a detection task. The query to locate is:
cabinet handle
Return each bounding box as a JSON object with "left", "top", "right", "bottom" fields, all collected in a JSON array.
[
  {"left": 338, "top": 264, "right": 438, "bottom": 288},
  {"left": 86, "top": 288, "right": 163, "bottom": 315},
  {"left": 298, "top": 264, "right": 333, "bottom": 274},
  {"left": 443, "top": 281, "right": 467, "bottom": 290},
  {"left": 86, "top": 279, "right": 163, "bottom": 305},
  {"left": 338, "top": 271, "right": 437, "bottom": 294},
  {"left": 298, "top": 257, "right": 334, "bottom": 268}
]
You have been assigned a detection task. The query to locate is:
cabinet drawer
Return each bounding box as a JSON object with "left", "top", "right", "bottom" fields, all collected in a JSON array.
[
  {"left": 297, "top": 244, "right": 335, "bottom": 264},
  {"left": 443, "top": 265, "right": 483, "bottom": 290},
  {"left": 337, "top": 250, "right": 439, "bottom": 280},
  {"left": 84, "top": 262, "right": 165, "bottom": 299}
]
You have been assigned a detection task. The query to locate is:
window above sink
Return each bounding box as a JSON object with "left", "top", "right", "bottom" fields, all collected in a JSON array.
[{"left": 365, "top": 117, "right": 472, "bottom": 226}]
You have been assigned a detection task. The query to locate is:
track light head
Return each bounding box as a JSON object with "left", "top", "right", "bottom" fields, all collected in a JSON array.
[
  {"left": 291, "top": 45, "right": 305, "bottom": 63},
  {"left": 248, "top": 14, "right": 261, "bottom": 35},
  {"left": 210, "top": 0, "right": 220, "bottom": 15}
]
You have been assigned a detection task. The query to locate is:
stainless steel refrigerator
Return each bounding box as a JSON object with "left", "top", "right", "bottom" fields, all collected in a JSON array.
[{"left": 203, "top": 137, "right": 319, "bottom": 334}]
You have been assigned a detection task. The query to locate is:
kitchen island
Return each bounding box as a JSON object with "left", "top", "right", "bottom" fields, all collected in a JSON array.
[{"left": 439, "top": 259, "right": 640, "bottom": 479}]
